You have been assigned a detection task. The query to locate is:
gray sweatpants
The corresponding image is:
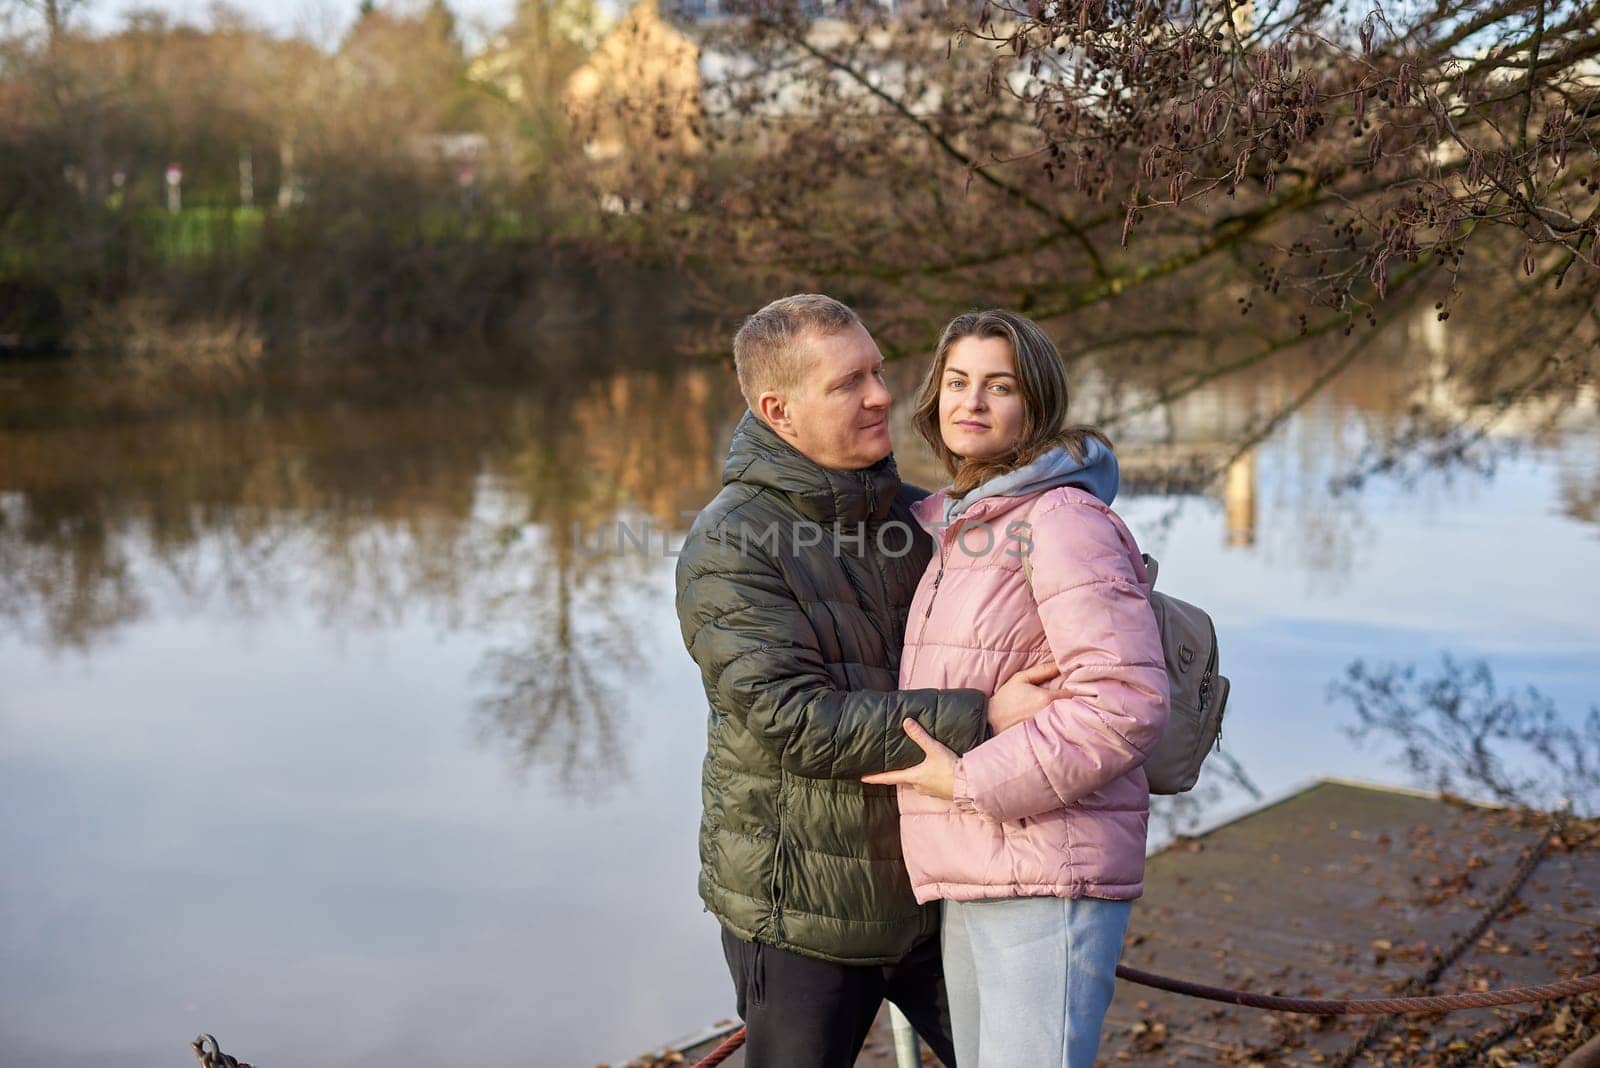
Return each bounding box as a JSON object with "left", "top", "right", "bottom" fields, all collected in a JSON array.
[{"left": 941, "top": 896, "right": 1133, "bottom": 1068}]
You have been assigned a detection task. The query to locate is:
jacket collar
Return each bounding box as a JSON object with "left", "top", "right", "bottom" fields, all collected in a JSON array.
[
  {"left": 943, "top": 442, "right": 1118, "bottom": 523},
  {"left": 722, "top": 410, "right": 901, "bottom": 525},
  {"left": 911, "top": 490, "right": 1028, "bottom": 535}
]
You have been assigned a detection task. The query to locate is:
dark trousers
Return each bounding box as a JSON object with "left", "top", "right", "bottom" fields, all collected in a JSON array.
[{"left": 720, "top": 927, "right": 958, "bottom": 1068}]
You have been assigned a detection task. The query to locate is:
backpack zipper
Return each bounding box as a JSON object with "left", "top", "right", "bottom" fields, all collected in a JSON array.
[
  {"left": 1199, "top": 671, "right": 1217, "bottom": 749},
  {"left": 1200, "top": 634, "right": 1222, "bottom": 750}
]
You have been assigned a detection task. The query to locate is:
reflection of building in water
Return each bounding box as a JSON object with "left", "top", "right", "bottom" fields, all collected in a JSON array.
[
  {"left": 1223, "top": 449, "right": 1257, "bottom": 548},
  {"left": 1113, "top": 442, "right": 1259, "bottom": 549},
  {"left": 565, "top": 365, "right": 724, "bottom": 524},
  {"left": 1407, "top": 298, "right": 1600, "bottom": 441},
  {"left": 1411, "top": 353, "right": 1600, "bottom": 441},
  {"left": 1115, "top": 380, "right": 1263, "bottom": 549}
]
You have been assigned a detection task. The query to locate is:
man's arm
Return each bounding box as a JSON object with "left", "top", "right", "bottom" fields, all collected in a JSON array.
[{"left": 676, "top": 525, "right": 989, "bottom": 779}]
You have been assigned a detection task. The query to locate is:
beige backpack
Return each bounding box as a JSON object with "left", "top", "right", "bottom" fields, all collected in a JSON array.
[{"left": 1021, "top": 547, "right": 1229, "bottom": 795}]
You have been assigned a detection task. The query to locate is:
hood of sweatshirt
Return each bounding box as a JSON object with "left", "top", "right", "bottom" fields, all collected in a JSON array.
[{"left": 943, "top": 437, "right": 1119, "bottom": 524}]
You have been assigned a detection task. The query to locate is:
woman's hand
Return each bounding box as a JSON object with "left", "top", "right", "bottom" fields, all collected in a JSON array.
[
  {"left": 988, "top": 662, "right": 1070, "bottom": 733},
  {"left": 862, "top": 718, "right": 958, "bottom": 801}
]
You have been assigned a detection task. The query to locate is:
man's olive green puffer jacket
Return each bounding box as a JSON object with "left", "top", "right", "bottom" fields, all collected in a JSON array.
[{"left": 675, "top": 412, "right": 989, "bottom": 965}]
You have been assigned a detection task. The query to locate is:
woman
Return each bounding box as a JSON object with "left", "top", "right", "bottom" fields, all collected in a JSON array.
[{"left": 863, "top": 309, "right": 1169, "bottom": 1068}]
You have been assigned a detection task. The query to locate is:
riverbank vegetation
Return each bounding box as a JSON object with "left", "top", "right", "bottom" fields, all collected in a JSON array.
[{"left": 1, "top": 0, "right": 635, "bottom": 352}]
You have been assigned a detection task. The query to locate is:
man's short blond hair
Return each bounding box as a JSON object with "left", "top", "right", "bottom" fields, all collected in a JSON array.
[{"left": 733, "top": 294, "right": 863, "bottom": 408}]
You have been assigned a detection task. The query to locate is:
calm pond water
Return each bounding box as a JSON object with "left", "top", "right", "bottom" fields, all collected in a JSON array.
[{"left": 2, "top": 325, "right": 1598, "bottom": 1067}]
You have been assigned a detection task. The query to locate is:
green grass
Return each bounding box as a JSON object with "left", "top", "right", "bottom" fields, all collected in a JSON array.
[{"left": 147, "top": 206, "right": 267, "bottom": 263}]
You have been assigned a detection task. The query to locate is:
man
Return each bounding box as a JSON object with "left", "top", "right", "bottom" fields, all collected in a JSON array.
[{"left": 674, "top": 294, "right": 1062, "bottom": 1066}]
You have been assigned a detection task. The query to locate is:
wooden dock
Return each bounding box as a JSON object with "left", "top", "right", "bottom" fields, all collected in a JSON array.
[{"left": 631, "top": 779, "right": 1599, "bottom": 1067}]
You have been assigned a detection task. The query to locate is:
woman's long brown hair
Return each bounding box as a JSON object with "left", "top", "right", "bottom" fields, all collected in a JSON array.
[{"left": 911, "top": 309, "right": 1110, "bottom": 498}]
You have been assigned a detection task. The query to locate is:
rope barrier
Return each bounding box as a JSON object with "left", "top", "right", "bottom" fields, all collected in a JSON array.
[
  {"left": 688, "top": 1026, "right": 748, "bottom": 1068},
  {"left": 1113, "top": 965, "right": 1600, "bottom": 1016}
]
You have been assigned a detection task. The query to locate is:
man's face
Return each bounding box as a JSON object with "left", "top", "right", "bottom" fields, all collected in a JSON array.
[{"left": 771, "top": 323, "right": 893, "bottom": 471}]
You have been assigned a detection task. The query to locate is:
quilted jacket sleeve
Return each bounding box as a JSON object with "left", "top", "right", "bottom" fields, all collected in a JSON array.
[
  {"left": 952, "top": 494, "right": 1169, "bottom": 822},
  {"left": 676, "top": 525, "right": 990, "bottom": 779}
]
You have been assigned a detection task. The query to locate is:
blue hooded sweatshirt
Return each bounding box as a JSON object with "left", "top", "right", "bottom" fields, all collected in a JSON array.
[{"left": 943, "top": 437, "right": 1119, "bottom": 525}]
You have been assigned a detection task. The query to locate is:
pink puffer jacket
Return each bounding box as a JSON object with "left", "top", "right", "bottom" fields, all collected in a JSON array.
[{"left": 897, "top": 485, "right": 1169, "bottom": 903}]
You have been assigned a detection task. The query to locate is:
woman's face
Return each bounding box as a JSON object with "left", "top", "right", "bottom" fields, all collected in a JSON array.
[{"left": 938, "top": 335, "right": 1026, "bottom": 460}]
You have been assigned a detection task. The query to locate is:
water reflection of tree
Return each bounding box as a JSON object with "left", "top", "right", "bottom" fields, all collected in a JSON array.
[
  {"left": 0, "top": 493, "right": 144, "bottom": 651},
  {"left": 1332, "top": 655, "right": 1600, "bottom": 815},
  {"left": 0, "top": 355, "right": 730, "bottom": 795},
  {"left": 472, "top": 529, "right": 638, "bottom": 800},
  {"left": 469, "top": 367, "right": 724, "bottom": 797}
]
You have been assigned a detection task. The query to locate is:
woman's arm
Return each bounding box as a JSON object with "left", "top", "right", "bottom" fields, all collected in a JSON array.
[{"left": 951, "top": 494, "right": 1170, "bottom": 823}]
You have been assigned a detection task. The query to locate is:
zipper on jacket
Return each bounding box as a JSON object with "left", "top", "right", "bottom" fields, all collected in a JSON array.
[
  {"left": 769, "top": 777, "right": 787, "bottom": 943},
  {"left": 923, "top": 531, "right": 952, "bottom": 619}
]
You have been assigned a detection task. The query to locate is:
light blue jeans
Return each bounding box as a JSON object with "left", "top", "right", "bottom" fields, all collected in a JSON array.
[{"left": 941, "top": 896, "right": 1133, "bottom": 1068}]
